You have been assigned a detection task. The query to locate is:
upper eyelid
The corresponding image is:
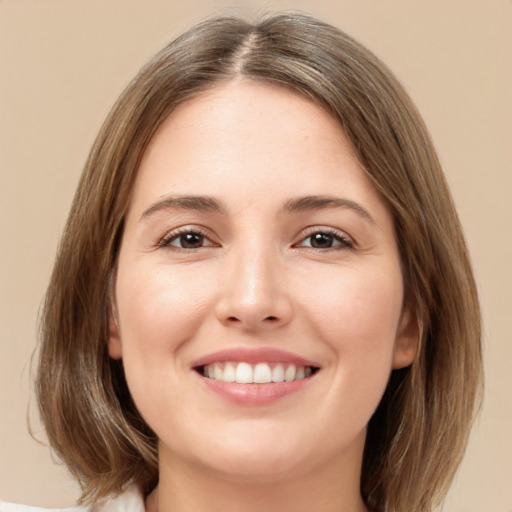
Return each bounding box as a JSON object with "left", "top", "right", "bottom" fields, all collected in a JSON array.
[
  {"left": 295, "top": 226, "right": 354, "bottom": 242},
  {"left": 158, "top": 225, "right": 216, "bottom": 246}
]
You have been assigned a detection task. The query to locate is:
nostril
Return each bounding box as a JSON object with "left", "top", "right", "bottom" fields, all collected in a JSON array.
[{"left": 227, "top": 315, "right": 278, "bottom": 323}]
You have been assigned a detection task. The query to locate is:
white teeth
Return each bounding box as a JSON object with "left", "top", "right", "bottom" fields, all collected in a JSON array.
[
  {"left": 235, "top": 362, "right": 253, "bottom": 383},
  {"left": 284, "top": 364, "right": 296, "bottom": 382},
  {"left": 271, "top": 364, "right": 285, "bottom": 383},
  {"left": 213, "top": 363, "right": 223, "bottom": 381},
  {"left": 254, "top": 363, "right": 272, "bottom": 383},
  {"left": 202, "top": 362, "right": 314, "bottom": 384},
  {"left": 223, "top": 362, "right": 236, "bottom": 382}
]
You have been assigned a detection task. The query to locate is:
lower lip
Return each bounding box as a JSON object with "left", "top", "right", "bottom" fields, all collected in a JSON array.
[{"left": 197, "top": 374, "right": 313, "bottom": 406}]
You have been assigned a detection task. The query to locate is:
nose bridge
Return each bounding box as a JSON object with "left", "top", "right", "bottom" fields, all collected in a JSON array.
[
  {"left": 215, "top": 236, "right": 292, "bottom": 329},
  {"left": 234, "top": 242, "right": 275, "bottom": 306}
]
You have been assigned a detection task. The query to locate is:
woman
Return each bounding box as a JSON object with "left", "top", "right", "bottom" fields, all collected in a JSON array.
[{"left": 1, "top": 12, "right": 482, "bottom": 512}]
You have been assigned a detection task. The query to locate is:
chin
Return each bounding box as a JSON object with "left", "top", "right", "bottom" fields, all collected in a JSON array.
[
  {"left": 199, "top": 449, "right": 307, "bottom": 482},
  {"left": 170, "top": 426, "right": 313, "bottom": 480}
]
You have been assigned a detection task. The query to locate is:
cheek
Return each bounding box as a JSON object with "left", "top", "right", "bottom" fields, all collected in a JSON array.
[
  {"left": 306, "top": 264, "right": 403, "bottom": 347},
  {"left": 116, "top": 263, "right": 212, "bottom": 353},
  {"left": 303, "top": 263, "right": 404, "bottom": 405},
  {"left": 315, "top": 271, "right": 403, "bottom": 430},
  {"left": 113, "top": 262, "right": 215, "bottom": 423}
]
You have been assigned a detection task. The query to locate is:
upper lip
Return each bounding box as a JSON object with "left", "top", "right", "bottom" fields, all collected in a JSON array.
[{"left": 191, "top": 347, "right": 320, "bottom": 369}]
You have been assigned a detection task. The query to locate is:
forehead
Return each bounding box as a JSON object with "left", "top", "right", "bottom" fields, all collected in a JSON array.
[{"left": 129, "top": 80, "right": 384, "bottom": 218}]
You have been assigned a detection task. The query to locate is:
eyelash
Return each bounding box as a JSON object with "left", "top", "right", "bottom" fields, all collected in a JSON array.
[
  {"left": 294, "top": 227, "right": 354, "bottom": 251},
  {"left": 158, "top": 227, "right": 216, "bottom": 251},
  {"left": 157, "top": 227, "right": 354, "bottom": 251}
]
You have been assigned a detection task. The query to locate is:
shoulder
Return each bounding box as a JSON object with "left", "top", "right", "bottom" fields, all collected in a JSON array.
[
  {"left": 1, "top": 486, "right": 144, "bottom": 512},
  {"left": 0, "top": 504, "right": 89, "bottom": 512}
]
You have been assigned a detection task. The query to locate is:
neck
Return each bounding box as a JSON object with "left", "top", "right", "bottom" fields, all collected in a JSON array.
[{"left": 146, "top": 441, "right": 369, "bottom": 512}]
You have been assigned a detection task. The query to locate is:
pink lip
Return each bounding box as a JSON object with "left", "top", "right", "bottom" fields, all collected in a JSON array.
[
  {"left": 197, "top": 377, "right": 312, "bottom": 406},
  {"left": 191, "top": 347, "right": 320, "bottom": 406},
  {"left": 191, "top": 347, "right": 319, "bottom": 368}
]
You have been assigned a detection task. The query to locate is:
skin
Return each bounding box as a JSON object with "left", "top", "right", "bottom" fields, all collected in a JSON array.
[{"left": 109, "top": 80, "right": 417, "bottom": 512}]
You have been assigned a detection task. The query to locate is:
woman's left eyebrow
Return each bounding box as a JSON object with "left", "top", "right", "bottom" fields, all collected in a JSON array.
[
  {"left": 282, "top": 195, "right": 375, "bottom": 225},
  {"left": 140, "top": 195, "right": 228, "bottom": 220}
]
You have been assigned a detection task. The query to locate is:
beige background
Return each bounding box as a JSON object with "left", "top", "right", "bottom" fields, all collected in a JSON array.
[{"left": 0, "top": 0, "right": 510, "bottom": 510}]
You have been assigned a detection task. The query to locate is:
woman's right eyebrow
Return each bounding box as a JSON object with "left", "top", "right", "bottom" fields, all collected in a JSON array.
[{"left": 140, "top": 195, "right": 228, "bottom": 220}]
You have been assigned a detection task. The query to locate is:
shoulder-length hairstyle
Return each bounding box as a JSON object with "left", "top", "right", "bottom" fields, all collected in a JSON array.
[{"left": 36, "top": 12, "right": 482, "bottom": 512}]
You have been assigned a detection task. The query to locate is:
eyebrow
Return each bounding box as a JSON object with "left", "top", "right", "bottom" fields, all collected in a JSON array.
[
  {"left": 141, "top": 195, "right": 228, "bottom": 220},
  {"left": 282, "top": 195, "right": 375, "bottom": 224},
  {"left": 140, "top": 194, "right": 374, "bottom": 224}
]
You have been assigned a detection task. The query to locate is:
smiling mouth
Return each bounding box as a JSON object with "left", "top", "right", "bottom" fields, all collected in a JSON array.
[{"left": 195, "top": 362, "right": 320, "bottom": 384}]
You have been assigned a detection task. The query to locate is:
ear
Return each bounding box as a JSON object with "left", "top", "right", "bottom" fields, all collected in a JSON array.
[
  {"left": 108, "top": 315, "right": 123, "bottom": 360},
  {"left": 392, "top": 304, "right": 419, "bottom": 369}
]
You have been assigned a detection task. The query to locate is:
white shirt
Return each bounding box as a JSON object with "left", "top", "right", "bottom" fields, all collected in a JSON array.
[{"left": 0, "top": 486, "right": 144, "bottom": 512}]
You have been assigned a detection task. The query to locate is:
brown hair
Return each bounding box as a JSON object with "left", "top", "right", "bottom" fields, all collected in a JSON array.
[{"left": 36, "top": 12, "right": 482, "bottom": 511}]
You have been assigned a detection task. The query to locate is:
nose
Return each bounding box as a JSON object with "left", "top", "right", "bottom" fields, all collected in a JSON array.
[{"left": 214, "top": 246, "right": 293, "bottom": 331}]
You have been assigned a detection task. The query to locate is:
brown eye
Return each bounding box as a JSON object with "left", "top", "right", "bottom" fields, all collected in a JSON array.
[
  {"left": 297, "top": 230, "right": 353, "bottom": 250},
  {"left": 177, "top": 232, "right": 204, "bottom": 248},
  {"left": 164, "top": 231, "right": 210, "bottom": 249},
  {"left": 309, "top": 232, "right": 335, "bottom": 248}
]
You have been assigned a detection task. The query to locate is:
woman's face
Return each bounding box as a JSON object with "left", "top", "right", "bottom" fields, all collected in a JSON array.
[{"left": 109, "top": 81, "right": 417, "bottom": 481}]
